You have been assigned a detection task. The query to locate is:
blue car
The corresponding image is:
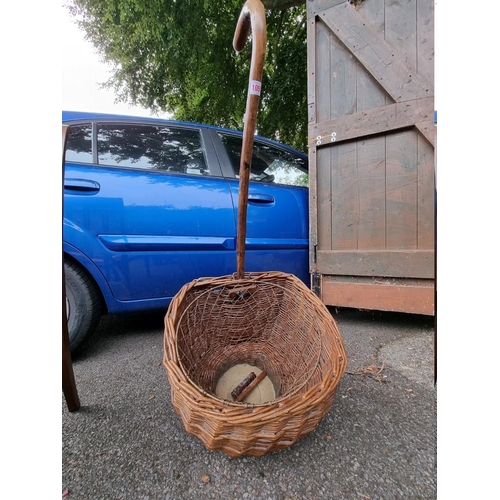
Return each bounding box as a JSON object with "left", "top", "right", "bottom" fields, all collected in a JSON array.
[{"left": 63, "top": 111, "right": 310, "bottom": 352}]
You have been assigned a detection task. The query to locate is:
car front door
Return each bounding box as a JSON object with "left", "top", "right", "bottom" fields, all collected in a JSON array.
[
  {"left": 212, "top": 131, "right": 310, "bottom": 285},
  {"left": 64, "top": 121, "right": 237, "bottom": 306}
]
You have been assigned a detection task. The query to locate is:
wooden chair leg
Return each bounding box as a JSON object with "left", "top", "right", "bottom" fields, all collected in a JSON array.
[
  {"left": 63, "top": 275, "right": 80, "bottom": 412},
  {"left": 62, "top": 124, "right": 80, "bottom": 411}
]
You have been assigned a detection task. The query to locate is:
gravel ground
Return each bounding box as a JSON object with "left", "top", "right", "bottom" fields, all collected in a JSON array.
[{"left": 62, "top": 307, "right": 436, "bottom": 500}]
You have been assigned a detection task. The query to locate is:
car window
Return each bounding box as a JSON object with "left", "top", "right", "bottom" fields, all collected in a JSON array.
[
  {"left": 66, "top": 124, "right": 93, "bottom": 163},
  {"left": 218, "top": 133, "right": 308, "bottom": 187},
  {"left": 97, "top": 124, "right": 209, "bottom": 175}
]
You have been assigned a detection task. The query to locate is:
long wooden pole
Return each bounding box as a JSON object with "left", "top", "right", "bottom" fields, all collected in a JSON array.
[
  {"left": 62, "top": 124, "right": 81, "bottom": 412},
  {"left": 233, "top": 0, "right": 267, "bottom": 279}
]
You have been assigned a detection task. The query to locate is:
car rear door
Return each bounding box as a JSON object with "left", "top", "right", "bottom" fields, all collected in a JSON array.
[
  {"left": 64, "top": 120, "right": 237, "bottom": 305},
  {"left": 210, "top": 131, "right": 310, "bottom": 285}
]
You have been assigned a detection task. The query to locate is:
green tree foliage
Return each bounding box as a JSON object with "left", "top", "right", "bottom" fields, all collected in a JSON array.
[{"left": 68, "top": 0, "right": 308, "bottom": 151}]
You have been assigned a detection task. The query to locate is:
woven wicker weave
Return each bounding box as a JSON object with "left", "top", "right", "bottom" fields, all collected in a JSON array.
[{"left": 164, "top": 271, "right": 347, "bottom": 457}]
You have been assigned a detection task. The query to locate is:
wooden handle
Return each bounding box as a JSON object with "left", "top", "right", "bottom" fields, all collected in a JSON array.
[
  {"left": 233, "top": 0, "right": 267, "bottom": 279},
  {"left": 231, "top": 372, "right": 257, "bottom": 400},
  {"left": 235, "top": 370, "right": 268, "bottom": 402}
]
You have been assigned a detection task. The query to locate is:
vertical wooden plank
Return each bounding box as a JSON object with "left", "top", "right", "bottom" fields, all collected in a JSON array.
[
  {"left": 316, "top": 146, "right": 334, "bottom": 251},
  {"left": 307, "top": 13, "right": 318, "bottom": 273},
  {"left": 307, "top": 16, "right": 316, "bottom": 120},
  {"left": 316, "top": 14, "right": 358, "bottom": 252},
  {"left": 416, "top": 0, "right": 434, "bottom": 250},
  {"left": 385, "top": 0, "right": 417, "bottom": 70},
  {"left": 353, "top": 2, "right": 389, "bottom": 253},
  {"left": 384, "top": 0, "right": 424, "bottom": 251},
  {"left": 357, "top": 0, "right": 386, "bottom": 34},
  {"left": 356, "top": 137, "right": 387, "bottom": 249},
  {"left": 417, "top": 0, "right": 434, "bottom": 92},
  {"left": 315, "top": 20, "right": 332, "bottom": 124},
  {"left": 417, "top": 134, "right": 435, "bottom": 249},
  {"left": 355, "top": 64, "right": 390, "bottom": 252},
  {"left": 386, "top": 129, "right": 418, "bottom": 249},
  {"left": 331, "top": 141, "right": 359, "bottom": 250},
  {"left": 326, "top": 11, "right": 358, "bottom": 252},
  {"left": 309, "top": 146, "right": 320, "bottom": 271},
  {"left": 329, "top": 36, "right": 357, "bottom": 120},
  {"left": 315, "top": 19, "right": 333, "bottom": 252}
]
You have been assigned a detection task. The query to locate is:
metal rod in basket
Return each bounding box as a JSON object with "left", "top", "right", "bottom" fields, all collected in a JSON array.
[{"left": 233, "top": 0, "right": 267, "bottom": 279}]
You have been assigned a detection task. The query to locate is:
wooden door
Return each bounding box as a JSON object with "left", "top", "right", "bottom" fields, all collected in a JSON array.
[{"left": 307, "top": 0, "right": 435, "bottom": 314}]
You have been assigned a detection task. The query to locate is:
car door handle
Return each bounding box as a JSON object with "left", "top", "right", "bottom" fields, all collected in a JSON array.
[
  {"left": 64, "top": 178, "right": 100, "bottom": 194},
  {"left": 248, "top": 193, "right": 274, "bottom": 204}
]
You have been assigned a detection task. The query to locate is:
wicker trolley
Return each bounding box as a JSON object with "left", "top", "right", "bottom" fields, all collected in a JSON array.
[{"left": 163, "top": 0, "right": 347, "bottom": 457}]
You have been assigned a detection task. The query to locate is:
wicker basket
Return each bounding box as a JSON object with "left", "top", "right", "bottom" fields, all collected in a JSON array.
[
  {"left": 163, "top": 0, "right": 346, "bottom": 457},
  {"left": 163, "top": 271, "right": 347, "bottom": 457}
]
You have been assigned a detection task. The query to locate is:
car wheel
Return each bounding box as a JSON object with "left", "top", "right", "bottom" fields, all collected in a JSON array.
[{"left": 64, "top": 257, "right": 102, "bottom": 353}]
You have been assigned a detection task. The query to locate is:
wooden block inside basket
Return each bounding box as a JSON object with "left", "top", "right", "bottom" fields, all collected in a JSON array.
[
  {"left": 215, "top": 364, "right": 275, "bottom": 404},
  {"left": 234, "top": 370, "right": 268, "bottom": 402},
  {"left": 231, "top": 372, "right": 257, "bottom": 400}
]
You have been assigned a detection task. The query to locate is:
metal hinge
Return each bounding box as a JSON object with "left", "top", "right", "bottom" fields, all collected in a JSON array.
[{"left": 312, "top": 272, "right": 321, "bottom": 298}]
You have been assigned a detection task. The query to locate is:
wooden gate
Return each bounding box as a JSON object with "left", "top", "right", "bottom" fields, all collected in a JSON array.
[{"left": 307, "top": 0, "right": 435, "bottom": 315}]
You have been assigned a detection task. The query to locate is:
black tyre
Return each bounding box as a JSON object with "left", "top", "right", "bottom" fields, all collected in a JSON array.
[{"left": 64, "top": 257, "right": 102, "bottom": 353}]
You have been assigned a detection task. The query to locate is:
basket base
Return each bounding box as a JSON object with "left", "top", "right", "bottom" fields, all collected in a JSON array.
[{"left": 215, "top": 364, "right": 276, "bottom": 404}]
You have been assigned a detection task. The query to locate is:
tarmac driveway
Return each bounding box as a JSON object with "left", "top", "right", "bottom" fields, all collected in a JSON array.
[{"left": 62, "top": 307, "right": 436, "bottom": 500}]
